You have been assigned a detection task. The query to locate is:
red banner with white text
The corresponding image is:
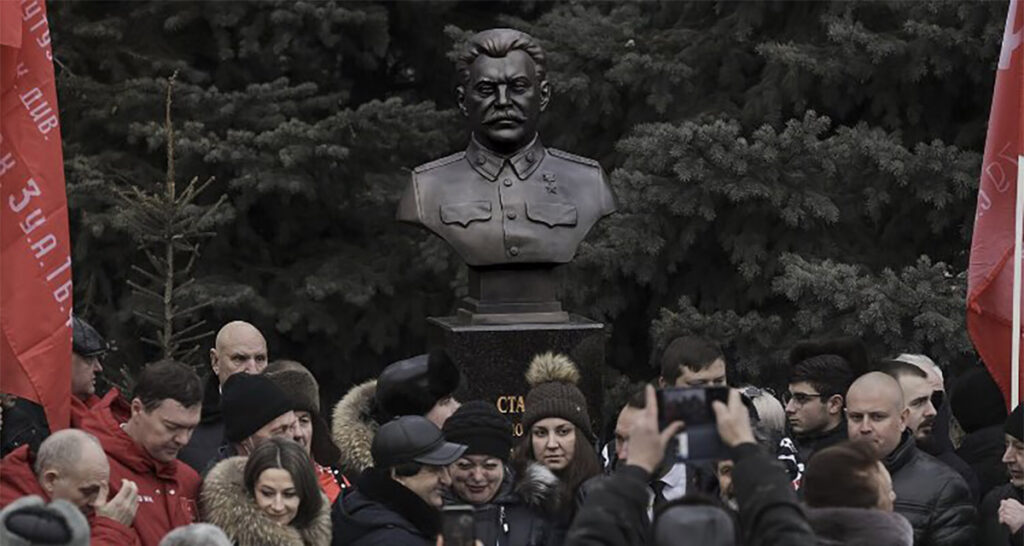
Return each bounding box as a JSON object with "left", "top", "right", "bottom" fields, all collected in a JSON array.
[
  {"left": 967, "top": 0, "right": 1024, "bottom": 409},
  {"left": 0, "top": 0, "right": 73, "bottom": 429}
]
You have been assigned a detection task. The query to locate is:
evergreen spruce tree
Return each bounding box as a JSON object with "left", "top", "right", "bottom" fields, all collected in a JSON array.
[{"left": 50, "top": 1, "right": 1005, "bottom": 404}]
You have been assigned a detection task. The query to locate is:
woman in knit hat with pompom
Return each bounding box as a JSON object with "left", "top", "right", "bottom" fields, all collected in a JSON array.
[{"left": 510, "top": 352, "right": 603, "bottom": 533}]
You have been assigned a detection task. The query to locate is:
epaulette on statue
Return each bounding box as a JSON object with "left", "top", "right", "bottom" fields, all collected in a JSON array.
[
  {"left": 548, "top": 148, "right": 600, "bottom": 168},
  {"left": 414, "top": 152, "right": 465, "bottom": 174}
]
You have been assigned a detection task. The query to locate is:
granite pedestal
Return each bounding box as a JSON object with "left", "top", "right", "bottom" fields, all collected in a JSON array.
[{"left": 427, "top": 315, "right": 607, "bottom": 438}]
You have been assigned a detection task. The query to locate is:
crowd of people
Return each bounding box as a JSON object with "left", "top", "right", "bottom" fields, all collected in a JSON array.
[{"left": 0, "top": 317, "right": 1022, "bottom": 546}]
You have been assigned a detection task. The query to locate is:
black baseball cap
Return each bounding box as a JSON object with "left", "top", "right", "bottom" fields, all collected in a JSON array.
[
  {"left": 372, "top": 415, "right": 467, "bottom": 468},
  {"left": 72, "top": 316, "right": 110, "bottom": 358}
]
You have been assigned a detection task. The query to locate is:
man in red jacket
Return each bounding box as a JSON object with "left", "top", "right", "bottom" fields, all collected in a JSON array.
[
  {"left": 79, "top": 359, "right": 204, "bottom": 546},
  {"left": 0, "top": 429, "right": 140, "bottom": 545}
]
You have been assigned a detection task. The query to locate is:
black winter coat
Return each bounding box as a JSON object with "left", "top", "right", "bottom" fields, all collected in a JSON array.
[
  {"left": 331, "top": 468, "right": 439, "bottom": 546},
  {"left": 979, "top": 482, "right": 1024, "bottom": 546},
  {"left": 443, "top": 462, "right": 561, "bottom": 546},
  {"left": 958, "top": 425, "right": 1009, "bottom": 500},
  {"left": 179, "top": 374, "right": 225, "bottom": 473},
  {"left": 565, "top": 443, "right": 817, "bottom": 546},
  {"left": 884, "top": 431, "right": 977, "bottom": 546}
]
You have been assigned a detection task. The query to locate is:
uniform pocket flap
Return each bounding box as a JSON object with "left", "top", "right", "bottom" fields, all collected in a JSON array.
[
  {"left": 526, "top": 202, "right": 578, "bottom": 227},
  {"left": 440, "top": 201, "right": 492, "bottom": 227}
]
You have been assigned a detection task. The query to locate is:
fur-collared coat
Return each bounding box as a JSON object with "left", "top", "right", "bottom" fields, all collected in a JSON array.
[
  {"left": 808, "top": 507, "right": 914, "bottom": 546},
  {"left": 201, "top": 456, "right": 332, "bottom": 546},
  {"left": 331, "top": 380, "right": 378, "bottom": 476}
]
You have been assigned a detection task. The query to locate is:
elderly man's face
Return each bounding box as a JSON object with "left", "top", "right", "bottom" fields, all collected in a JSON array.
[{"left": 459, "top": 50, "right": 550, "bottom": 155}]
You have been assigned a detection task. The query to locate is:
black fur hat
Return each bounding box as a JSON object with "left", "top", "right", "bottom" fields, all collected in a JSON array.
[{"left": 374, "top": 350, "right": 460, "bottom": 422}]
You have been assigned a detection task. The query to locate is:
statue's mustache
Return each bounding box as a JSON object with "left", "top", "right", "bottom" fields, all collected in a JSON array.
[{"left": 484, "top": 110, "right": 526, "bottom": 124}]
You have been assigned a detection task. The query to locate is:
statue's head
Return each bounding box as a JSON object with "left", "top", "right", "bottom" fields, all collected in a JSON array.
[{"left": 455, "top": 29, "right": 551, "bottom": 155}]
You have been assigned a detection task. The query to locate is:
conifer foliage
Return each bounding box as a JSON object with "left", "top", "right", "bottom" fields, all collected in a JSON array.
[{"left": 50, "top": 1, "right": 1004, "bottom": 401}]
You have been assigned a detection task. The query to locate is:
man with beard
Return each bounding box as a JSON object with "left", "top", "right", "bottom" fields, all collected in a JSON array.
[
  {"left": 979, "top": 404, "right": 1024, "bottom": 545},
  {"left": 880, "top": 360, "right": 980, "bottom": 501}
]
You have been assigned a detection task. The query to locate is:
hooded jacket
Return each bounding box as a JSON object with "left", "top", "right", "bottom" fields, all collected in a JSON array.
[
  {"left": 443, "top": 462, "right": 562, "bottom": 546},
  {"left": 884, "top": 431, "right": 977, "bottom": 546},
  {"left": 179, "top": 374, "right": 226, "bottom": 473},
  {"left": 331, "top": 468, "right": 440, "bottom": 546},
  {"left": 331, "top": 380, "right": 378, "bottom": 476},
  {"left": 808, "top": 507, "right": 913, "bottom": 546},
  {"left": 979, "top": 482, "right": 1024, "bottom": 546},
  {"left": 70, "top": 389, "right": 120, "bottom": 430},
  {"left": 0, "top": 445, "right": 140, "bottom": 546},
  {"left": 201, "top": 456, "right": 332, "bottom": 546},
  {"left": 79, "top": 396, "right": 201, "bottom": 546}
]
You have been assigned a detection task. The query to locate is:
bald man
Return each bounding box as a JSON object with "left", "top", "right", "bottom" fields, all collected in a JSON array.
[
  {"left": 846, "top": 372, "right": 976, "bottom": 546},
  {"left": 0, "top": 429, "right": 140, "bottom": 544},
  {"left": 178, "top": 321, "right": 269, "bottom": 472}
]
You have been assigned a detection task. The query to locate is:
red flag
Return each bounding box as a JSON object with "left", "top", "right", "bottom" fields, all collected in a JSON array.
[
  {"left": 968, "top": 0, "right": 1024, "bottom": 409},
  {"left": 0, "top": 0, "right": 73, "bottom": 429}
]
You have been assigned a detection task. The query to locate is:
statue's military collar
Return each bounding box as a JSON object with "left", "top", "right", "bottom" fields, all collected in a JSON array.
[{"left": 466, "top": 136, "right": 545, "bottom": 181}]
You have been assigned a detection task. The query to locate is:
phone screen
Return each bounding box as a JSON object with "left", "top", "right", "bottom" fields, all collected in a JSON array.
[
  {"left": 656, "top": 386, "right": 730, "bottom": 462},
  {"left": 441, "top": 505, "right": 475, "bottom": 546}
]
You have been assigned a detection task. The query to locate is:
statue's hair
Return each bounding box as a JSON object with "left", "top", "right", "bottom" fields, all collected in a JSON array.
[
  {"left": 456, "top": 28, "right": 546, "bottom": 84},
  {"left": 33, "top": 429, "right": 103, "bottom": 476}
]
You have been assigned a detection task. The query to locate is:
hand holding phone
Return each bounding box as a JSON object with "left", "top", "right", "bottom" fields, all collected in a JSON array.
[
  {"left": 441, "top": 505, "right": 475, "bottom": 546},
  {"left": 711, "top": 388, "right": 757, "bottom": 448},
  {"left": 625, "top": 385, "right": 685, "bottom": 474}
]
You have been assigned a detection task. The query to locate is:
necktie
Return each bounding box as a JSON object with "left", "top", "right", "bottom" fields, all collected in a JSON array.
[{"left": 651, "top": 480, "right": 669, "bottom": 509}]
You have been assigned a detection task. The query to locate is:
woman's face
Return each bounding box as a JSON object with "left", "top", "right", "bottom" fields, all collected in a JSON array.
[
  {"left": 531, "top": 417, "right": 576, "bottom": 471},
  {"left": 450, "top": 455, "right": 504, "bottom": 504},
  {"left": 254, "top": 467, "right": 300, "bottom": 525}
]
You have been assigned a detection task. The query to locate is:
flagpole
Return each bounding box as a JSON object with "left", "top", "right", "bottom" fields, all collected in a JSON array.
[{"left": 1015, "top": 154, "right": 1024, "bottom": 409}]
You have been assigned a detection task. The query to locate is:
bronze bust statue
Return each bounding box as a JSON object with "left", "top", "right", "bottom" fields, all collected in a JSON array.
[{"left": 397, "top": 28, "right": 616, "bottom": 323}]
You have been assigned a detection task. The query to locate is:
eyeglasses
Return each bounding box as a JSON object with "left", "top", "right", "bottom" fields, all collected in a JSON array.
[{"left": 783, "top": 391, "right": 828, "bottom": 405}]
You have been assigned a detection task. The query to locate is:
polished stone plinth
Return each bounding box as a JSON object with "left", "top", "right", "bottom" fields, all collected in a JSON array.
[{"left": 427, "top": 315, "right": 607, "bottom": 438}]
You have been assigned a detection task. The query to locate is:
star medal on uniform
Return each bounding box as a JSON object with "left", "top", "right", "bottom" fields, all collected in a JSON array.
[{"left": 542, "top": 172, "right": 557, "bottom": 194}]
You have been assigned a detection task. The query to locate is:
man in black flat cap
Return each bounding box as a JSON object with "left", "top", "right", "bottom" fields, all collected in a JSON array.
[
  {"left": 1, "top": 315, "right": 113, "bottom": 456},
  {"left": 332, "top": 415, "right": 467, "bottom": 546}
]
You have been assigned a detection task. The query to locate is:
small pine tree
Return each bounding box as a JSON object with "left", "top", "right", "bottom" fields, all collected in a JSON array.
[{"left": 115, "top": 73, "right": 226, "bottom": 366}]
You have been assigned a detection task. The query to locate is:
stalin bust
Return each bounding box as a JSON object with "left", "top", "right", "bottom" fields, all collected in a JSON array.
[{"left": 397, "top": 28, "right": 616, "bottom": 324}]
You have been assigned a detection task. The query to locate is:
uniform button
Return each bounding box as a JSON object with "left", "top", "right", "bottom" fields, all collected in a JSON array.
[
  {"left": 509, "top": 246, "right": 520, "bottom": 256},
  {"left": 476, "top": 156, "right": 486, "bottom": 166},
  {"left": 503, "top": 178, "right": 512, "bottom": 187},
  {"left": 526, "top": 151, "right": 536, "bottom": 163},
  {"left": 506, "top": 210, "right": 517, "bottom": 220}
]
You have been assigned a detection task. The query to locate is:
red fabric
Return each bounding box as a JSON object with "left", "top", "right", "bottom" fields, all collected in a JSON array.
[
  {"left": 0, "top": 444, "right": 45, "bottom": 506},
  {"left": 316, "top": 462, "right": 343, "bottom": 504},
  {"left": 70, "top": 388, "right": 121, "bottom": 429},
  {"left": 0, "top": 0, "right": 73, "bottom": 430},
  {"left": 81, "top": 401, "right": 201, "bottom": 546},
  {"left": 0, "top": 445, "right": 139, "bottom": 546},
  {"left": 968, "top": 0, "right": 1024, "bottom": 409}
]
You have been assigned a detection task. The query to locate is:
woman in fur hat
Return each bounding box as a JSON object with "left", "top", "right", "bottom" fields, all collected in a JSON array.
[
  {"left": 201, "top": 438, "right": 331, "bottom": 545},
  {"left": 443, "top": 400, "right": 562, "bottom": 546},
  {"left": 510, "top": 353, "right": 603, "bottom": 530}
]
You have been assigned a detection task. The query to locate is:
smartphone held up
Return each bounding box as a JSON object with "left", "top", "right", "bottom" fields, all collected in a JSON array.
[{"left": 656, "top": 386, "right": 730, "bottom": 462}]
